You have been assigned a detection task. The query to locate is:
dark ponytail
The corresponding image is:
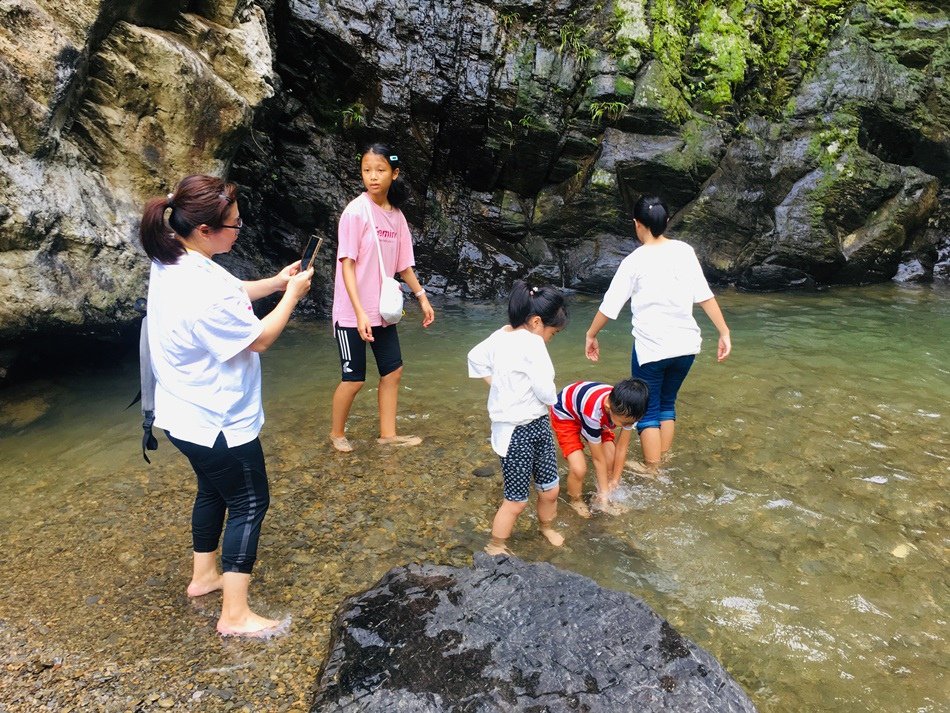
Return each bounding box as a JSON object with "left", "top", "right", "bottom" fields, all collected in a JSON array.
[
  {"left": 362, "top": 143, "right": 410, "bottom": 209},
  {"left": 139, "top": 174, "right": 238, "bottom": 265},
  {"left": 508, "top": 279, "right": 568, "bottom": 329},
  {"left": 633, "top": 195, "right": 669, "bottom": 237}
]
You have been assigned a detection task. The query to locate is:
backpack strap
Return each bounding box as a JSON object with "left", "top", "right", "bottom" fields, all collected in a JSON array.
[
  {"left": 128, "top": 298, "right": 159, "bottom": 463},
  {"left": 139, "top": 314, "right": 158, "bottom": 462}
]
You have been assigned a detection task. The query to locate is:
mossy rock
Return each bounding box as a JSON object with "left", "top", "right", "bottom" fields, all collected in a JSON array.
[{"left": 621, "top": 60, "right": 690, "bottom": 133}]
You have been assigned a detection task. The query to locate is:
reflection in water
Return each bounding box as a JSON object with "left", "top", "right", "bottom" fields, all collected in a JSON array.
[{"left": 0, "top": 284, "right": 947, "bottom": 711}]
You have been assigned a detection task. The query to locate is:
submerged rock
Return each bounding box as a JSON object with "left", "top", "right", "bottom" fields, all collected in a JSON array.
[{"left": 311, "top": 554, "right": 757, "bottom": 712}]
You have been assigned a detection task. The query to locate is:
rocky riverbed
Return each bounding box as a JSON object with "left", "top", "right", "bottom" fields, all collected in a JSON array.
[{"left": 0, "top": 430, "right": 487, "bottom": 712}]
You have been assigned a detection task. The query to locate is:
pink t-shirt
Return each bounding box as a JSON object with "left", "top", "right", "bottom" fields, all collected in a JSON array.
[{"left": 332, "top": 193, "right": 415, "bottom": 327}]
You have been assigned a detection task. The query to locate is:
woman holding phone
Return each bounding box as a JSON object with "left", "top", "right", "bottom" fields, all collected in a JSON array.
[{"left": 140, "top": 174, "right": 312, "bottom": 637}]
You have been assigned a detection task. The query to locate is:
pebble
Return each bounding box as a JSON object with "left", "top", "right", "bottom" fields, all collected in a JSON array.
[
  {"left": 473, "top": 465, "right": 495, "bottom": 477},
  {"left": 891, "top": 544, "right": 911, "bottom": 558}
]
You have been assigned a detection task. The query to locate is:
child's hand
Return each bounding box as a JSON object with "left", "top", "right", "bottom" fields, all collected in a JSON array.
[
  {"left": 357, "top": 312, "right": 374, "bottom": 342},
  {"left": 419, "top": 296, "right": 435, "bottom": 328},
  {"left": 585, "top": 334, "right": 600, "bottom": 362}
]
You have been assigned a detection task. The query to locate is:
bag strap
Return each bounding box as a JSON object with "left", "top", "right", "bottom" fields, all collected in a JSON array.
[
  {"left": 362, "top": 193, "right": 388, "bottom": 286},
  {"left": 125, "top": 300, "right": 159, "bottom": 463},
  {"left": 139, "top": 315, "right": 158, "bottom": 462}
]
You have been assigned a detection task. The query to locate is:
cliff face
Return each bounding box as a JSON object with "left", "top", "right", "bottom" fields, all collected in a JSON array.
[
  {"left": 0, "top": 0, "right": 947, "bottom": 347},
  {"left": 0, "top": 0, "right": 274, "bottom": 343}
]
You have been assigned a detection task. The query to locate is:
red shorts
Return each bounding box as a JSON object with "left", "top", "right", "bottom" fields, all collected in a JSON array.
[{"left": 549, "top": 408, "right": 615, "bottom": 458}]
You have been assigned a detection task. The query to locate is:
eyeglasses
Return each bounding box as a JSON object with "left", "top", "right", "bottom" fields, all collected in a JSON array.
[{"left": 221, "top": 217, "right": 243, "bottom": 231}]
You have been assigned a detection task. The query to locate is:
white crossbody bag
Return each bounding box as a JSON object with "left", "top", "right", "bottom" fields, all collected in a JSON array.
[{"left": 362, "top": 194, "right": 404, "bottom": 324}]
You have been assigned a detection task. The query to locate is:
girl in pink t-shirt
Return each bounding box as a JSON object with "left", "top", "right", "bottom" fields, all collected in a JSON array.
[{"left": 329, "top": 144, "right": 435, "bottom": 452}]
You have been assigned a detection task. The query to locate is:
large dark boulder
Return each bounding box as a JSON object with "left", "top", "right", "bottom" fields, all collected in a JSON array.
[{"left": 311, "top": 554, "right": 757, "bottom": 712}]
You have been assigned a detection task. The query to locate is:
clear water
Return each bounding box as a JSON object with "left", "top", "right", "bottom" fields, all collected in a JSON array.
[{"left": 0, "top": 284, "right": 947, "bottom": 711}]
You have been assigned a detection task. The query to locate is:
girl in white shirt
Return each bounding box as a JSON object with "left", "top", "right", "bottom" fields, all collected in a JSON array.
[
  {"left": 468, "top": 281, "right": 567, "bottom": 556},
  {"left": 585, "top": 196, "right": 731, "bottom": 472},
  {"left": 141, "top": 174, "right": 312, "bottom": 638}
]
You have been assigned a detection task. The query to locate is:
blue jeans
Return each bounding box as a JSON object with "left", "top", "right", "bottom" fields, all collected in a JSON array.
[
  {"left": 631, "top": 351, "right": 695, "bottom": 432},
  {"left": 166, "top": 431, "right": 269, "bottom": 574}
]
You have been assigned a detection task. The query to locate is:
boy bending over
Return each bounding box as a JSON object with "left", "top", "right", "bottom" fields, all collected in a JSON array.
[{"left": 550, "top": 378, "right": 648, "bottom": 516}]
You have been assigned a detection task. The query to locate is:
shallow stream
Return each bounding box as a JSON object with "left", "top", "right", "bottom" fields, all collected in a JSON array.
[{"left": 0, "top": 284, "right": 946, "bottom": 711}]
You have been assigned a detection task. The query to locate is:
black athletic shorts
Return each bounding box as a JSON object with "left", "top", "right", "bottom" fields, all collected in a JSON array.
[{"left": 334, "top": 322, "right": 403, "bottom": 382}]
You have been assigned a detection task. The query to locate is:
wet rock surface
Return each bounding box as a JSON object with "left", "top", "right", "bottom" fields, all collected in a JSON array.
[{"left": 311, "top": 554, "right": 757, "bottom": 712}]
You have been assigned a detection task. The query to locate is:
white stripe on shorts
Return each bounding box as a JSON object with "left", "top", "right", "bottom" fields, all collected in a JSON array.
[{"left": 337, "top": 327, "right": 350, "bottom": 361}]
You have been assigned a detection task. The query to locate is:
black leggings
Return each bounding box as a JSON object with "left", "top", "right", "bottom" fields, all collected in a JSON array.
[{"left": 166, "top": 431, "right": 269, "bottom": 575}]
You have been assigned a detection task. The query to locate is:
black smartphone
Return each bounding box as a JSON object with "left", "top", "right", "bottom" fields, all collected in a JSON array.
[{"left": 300, "top": 236, "right": 323, "bottom": 272}]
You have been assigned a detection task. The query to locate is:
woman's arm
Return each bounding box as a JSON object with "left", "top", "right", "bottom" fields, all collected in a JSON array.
[
  {"left": 585, "top": 310, "right": 611, "bottom": 362},
  {"left": 398, "top": 267, "right": 435, "bottom": 328},
  {"left": 243, "top": 261, "right": 301, "bottom": 301},
  {"left": 248, "top": 267, "right": 313, "bottom": 353},
  {"left": 698, "top": 297, "right": 731, "bottom": 361}
]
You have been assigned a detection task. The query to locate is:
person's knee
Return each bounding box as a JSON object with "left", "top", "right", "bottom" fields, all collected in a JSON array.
[
  {"left": 257, "top": 490, "right": 271, "bottom": 517},
  {"left": 381, "top": 365, "right": 403, "bottom": 383},
  {"left": 507, "top": 499, "right": 529, "bottom": 515},
  {"left": 538, "top": 485, "right": 559, "bottom": 502},
  {"left": 567, "top": 460, "right": 586, "bottom": 479}
]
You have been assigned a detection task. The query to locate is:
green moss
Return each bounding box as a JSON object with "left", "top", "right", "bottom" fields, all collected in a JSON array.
[
  {"left": 740, "top": 0, "right": 850, "bottom": 115},
  {"left": 650, "top": 0, "right": 695, "bottom": 87},
  {"left": 590, "top": 167, "right": 616, "bottom": 190},
  {"left": 636, "top": 59, "right": 691, "bottom": 124},
  {"left": 865, "top": 0, "right": 913, "bottom": 25},
  {"left": 664, "top": 119, "right": 715, "bottom": 172},
  {"left": 614, "top": 75, "right": 636, "bottom": 98},
  {"left": 646, "top": 0, "right": 851, "bottom": 119},
  {"left": 690, "top": 1, "right": 756, "bottom": 110},
  {"left": 806, "top": 117, "right": 860, "bottom": 170},
  {"left": 608, "top": 0, "right": 650, "bottom": 62}
]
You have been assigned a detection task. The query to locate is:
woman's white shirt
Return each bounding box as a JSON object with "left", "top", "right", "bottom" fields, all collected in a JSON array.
[
  {"left": 147, "top": 251, "right": 265, "bottom": 447},
  {"left": 598, "top": 240, "right": 714, "bottom": 366},
  {"left": 467, "top": 327, "right": 557, "bottom": 457}
]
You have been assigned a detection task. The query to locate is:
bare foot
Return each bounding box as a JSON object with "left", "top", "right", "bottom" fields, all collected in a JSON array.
[
  {"left": 377, "top": 435, "right": 422, "bottom": 447},
  {"left": 591, "top": 497, "right": 624, "bottom": 516},
  {"left": 330, "top": 435, "right": 354, "bottom": 452},
  {"left": 568, "top": 499, "right": 592, "bottom": 519},
  {"left": 539, "top": 526, "right": 565, "bottom": 547},
  {"left": 217, "top": 612, "right": 287, "bottom": 638},
  {"left": 625, "top": 458, "right": 659, "bottom": 478},
  {"left": 484, "top": 540, "right": 513, "bottom": 556},
  {"left": 606, "top": 499, "right": 632, "bottom": 514},
  {"left": 187, "top": 574, "right": 223, "bottom": 597}
]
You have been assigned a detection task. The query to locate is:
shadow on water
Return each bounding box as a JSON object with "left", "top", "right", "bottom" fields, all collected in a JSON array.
[{"left": 0, "top": 284, "right": 947, "bottom": 711}]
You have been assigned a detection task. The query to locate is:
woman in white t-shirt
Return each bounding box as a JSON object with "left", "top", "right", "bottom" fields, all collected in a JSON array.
[
  {"left": 584, "top": 196, "right": 731, "bottom": 472},
  {"left": 140, "top": 174, "right": 312, "bottom": 637}
]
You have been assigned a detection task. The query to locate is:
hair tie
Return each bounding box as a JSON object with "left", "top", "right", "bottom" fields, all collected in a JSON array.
[
  {"left": 166, "top": 193, "right": 174, "bottom": 208},
  {"left": 389, "top": 154, "right": 398, "bottom": 162},
  {"left": 529, "top": 286, "right": 539, "bottom": 296}
]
